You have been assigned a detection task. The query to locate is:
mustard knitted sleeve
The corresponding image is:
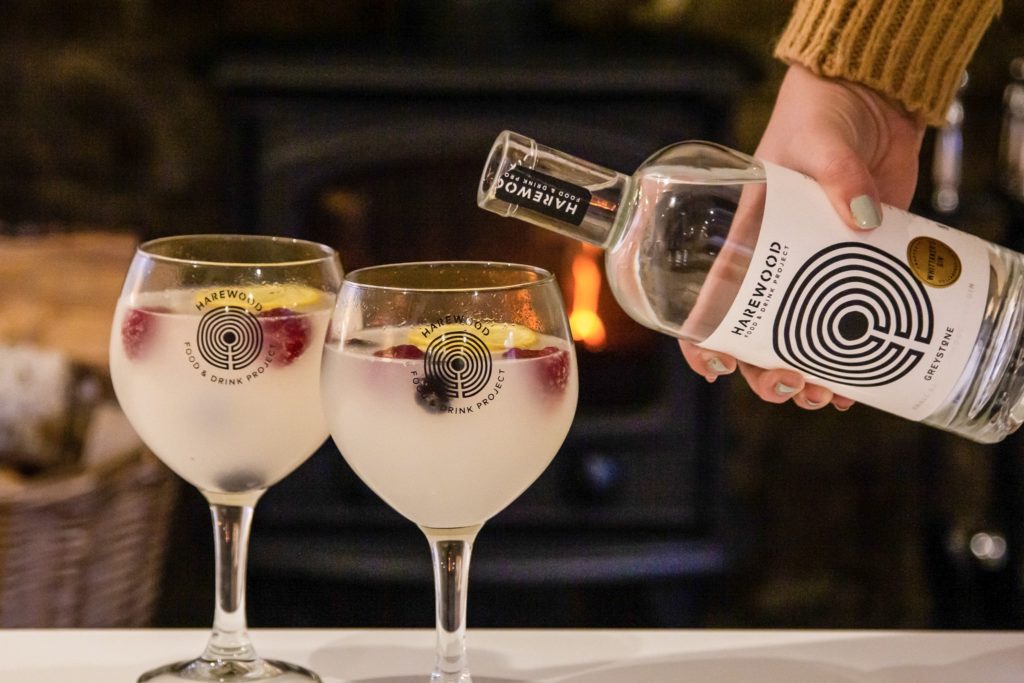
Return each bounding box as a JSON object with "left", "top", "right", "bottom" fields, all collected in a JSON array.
[{"left": 775, "top": 0, "right": 1002, "bottom": 126}]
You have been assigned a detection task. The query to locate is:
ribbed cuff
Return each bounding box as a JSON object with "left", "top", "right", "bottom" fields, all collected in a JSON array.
[{"left": 775, "top": 0, "right": 1001, "bottom": 126}]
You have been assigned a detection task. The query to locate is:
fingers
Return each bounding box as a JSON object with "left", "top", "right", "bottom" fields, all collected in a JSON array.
[
  {"left": 679, "top": 341, "right": 736, "bottom": 382},
  {"left": 776, "top": 119, "right": 884, "bottom": 232},
  {"left": 756, "top": 64, "right": 888, "bottom": 232},
  {"left": 681, "top": 341, "right": 854, "bottom": 411},
  {"left": 816, "top": 148, "right": 883, "bottom": 230},
  {"left": 737, "top": 362, "right": 853, "bottom": 411}
]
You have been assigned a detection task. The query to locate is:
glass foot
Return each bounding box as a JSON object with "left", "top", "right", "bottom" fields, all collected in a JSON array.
[
  {"left": 138, "top": 657, "right": 321, "bottom": 682},
  {"left": 431, "top": 671, "right": 472, "bottom": 683}
]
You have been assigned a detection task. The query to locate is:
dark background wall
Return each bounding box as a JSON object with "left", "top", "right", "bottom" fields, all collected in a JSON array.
[{"left": 3, "top": 0, "right": 1024, "bottom": 630}]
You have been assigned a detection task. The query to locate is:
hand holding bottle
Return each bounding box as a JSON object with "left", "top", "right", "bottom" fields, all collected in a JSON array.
[
  {"left": 480, "top": 115, "right": 1020, "bottom": 442},
  {"left": 678, "top": 64, "right": 927, "bottom": 412}
]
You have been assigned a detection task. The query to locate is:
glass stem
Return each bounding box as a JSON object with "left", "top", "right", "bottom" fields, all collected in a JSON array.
[
  {"left": 421, "top": 524, "right": 481, "bottom": 683},
  {"left": 202, "top": 494, "right": 263, "bottom": 663}
]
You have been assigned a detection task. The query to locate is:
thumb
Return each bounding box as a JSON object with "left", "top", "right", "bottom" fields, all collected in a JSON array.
[{"left": 812, "top": 146, "right": 883, "bottom": 231}]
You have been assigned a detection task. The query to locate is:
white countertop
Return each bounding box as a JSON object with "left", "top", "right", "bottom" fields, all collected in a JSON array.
[{"left": 3, "top": 628, "right": 1023, "bottom": 682}]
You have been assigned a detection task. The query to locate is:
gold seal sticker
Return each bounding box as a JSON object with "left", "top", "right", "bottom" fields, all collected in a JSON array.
[{"left": 906, "top": 237, "right": 961, "bottom": 288}]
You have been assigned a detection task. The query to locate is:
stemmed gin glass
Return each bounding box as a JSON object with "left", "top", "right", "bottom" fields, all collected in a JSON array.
[
  {"left": 320, "top": 261, "right": 578, "bottom": 682},
  {"left": 109, "top": 234, "right": 343, "bottom": 682}
]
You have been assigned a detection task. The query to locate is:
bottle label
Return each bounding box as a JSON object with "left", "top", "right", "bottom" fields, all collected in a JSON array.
[
  {"left": 699, "top": 162, "right": 989, "bottom": 421},
  {"left": 495, "top": 165, "right": 591, "bottom": 226}
]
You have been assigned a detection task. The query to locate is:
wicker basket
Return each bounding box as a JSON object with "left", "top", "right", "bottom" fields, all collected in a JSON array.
[
  {"left": 0, "top": 228, "right": 180, "bottom": 626},
  {"left": 0, "top": 448, "right": 178, "bottom": 627}
]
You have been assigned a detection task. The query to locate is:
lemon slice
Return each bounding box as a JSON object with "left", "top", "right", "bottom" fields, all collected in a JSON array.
[
  {"left": 253, "top": 284, "right": 323, "bottom": 310},
  {"left": 487, "top": 322, "right": 538, "bottom": 351},
  {"left": 193, "top": 284, "right": 323, "bottom": 312},
  {"left": 410, "top": 322, "right": 537, "bottom": 352}
]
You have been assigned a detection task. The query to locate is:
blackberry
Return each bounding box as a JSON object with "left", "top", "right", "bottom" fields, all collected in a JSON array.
[{"left": 416, "top": 375, "right": 451, "bottom": 413}]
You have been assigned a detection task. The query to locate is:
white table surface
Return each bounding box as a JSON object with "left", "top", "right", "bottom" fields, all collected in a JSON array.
[{"left": 3, "top": 628, "right": 1023, "bottom": 682}]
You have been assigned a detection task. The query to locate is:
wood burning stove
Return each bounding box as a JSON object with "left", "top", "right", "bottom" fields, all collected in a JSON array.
[{"left": 188, "top": 36, "right": 758, "bottom": 628}]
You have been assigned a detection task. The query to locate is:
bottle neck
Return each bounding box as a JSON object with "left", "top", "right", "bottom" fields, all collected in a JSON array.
[{"left": 478, "top": 131, "right": 629, "bottom": 248}]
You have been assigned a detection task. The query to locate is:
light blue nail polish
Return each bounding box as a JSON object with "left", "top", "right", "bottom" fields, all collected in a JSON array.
[
  {"left": 850, "top": 195, "right": 881, "bottom": 229},
  {"left": 706, "top": 356, "right": 728, "bottom": 374},
  {"left": 775, "top": 382, "right": 798, "bottom": 395}
]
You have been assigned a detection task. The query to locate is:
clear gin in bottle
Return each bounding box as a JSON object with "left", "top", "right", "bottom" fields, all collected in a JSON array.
[{"left": 478, "top": 130, "right": 1024, "bottom": 444}]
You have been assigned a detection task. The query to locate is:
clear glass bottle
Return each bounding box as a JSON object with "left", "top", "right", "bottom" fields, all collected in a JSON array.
[{"left": 478, "top": 130, "right": 1024, "bottom": 444}]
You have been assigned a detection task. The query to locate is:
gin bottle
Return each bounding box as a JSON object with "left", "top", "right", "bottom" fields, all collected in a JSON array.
[{"left": 477, "top": 130, "right": 1024, "bottom": 444}]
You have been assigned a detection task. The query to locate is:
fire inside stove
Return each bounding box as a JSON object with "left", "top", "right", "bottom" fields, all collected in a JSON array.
[{"left": 568, "top": 243, "right": 608, "bottom": 351}]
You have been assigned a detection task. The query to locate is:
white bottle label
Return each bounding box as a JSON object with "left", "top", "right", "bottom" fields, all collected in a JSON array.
[{"left": 700, "top": 162, "right": 989, "bottom": 420}]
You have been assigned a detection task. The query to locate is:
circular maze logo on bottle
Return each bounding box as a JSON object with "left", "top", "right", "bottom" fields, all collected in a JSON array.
[
  {"left": 412, "top": 323, "right": 505, "bottom": 415},
  {"left": 773, "top": 242, "right": 934, "bottom": 387}
]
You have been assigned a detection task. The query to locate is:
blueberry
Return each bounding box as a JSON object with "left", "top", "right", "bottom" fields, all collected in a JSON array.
[{"left": 217, "top": 471, "right": 265, "bottom": 492}]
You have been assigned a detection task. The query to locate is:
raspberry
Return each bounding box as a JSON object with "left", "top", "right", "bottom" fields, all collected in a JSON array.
[
  {"left": 259, "top": 307, "right": 310, "bottom": 366},
  {"left": 121, "top": 307, "right": 166, "bottom": 360},
  {"left": 504, "top": 346, "right": 570, "bottom": 393},
  {"left": 374, "top": 344, "right": 425, "bottom": 359}
]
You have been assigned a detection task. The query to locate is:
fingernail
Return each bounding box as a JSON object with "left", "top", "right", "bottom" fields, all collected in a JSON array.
[
  {"left": 805, "top": 397, "right": 825, "bottom": 408},
  {"left": 834, "top": 404, "right": 850, "bottom": 412},
  {"left": 705, "top": 355, "right": 728, "bottom": 375},
  {"left": 850, "top": 195, "right": 881, "bottom": 229},
  {"left": 775, "top": 382, "right": 798, "bottom": 395}
]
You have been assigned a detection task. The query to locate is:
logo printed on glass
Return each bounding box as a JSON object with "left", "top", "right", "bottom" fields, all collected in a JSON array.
[
  {"left": 425, "top": 331, "right": 493, "bottom": 399},
  {"left": 184, "top": 291, "right": 297, "bottom": 386},
  {"left": 197, "top": 306, "right": 264, "bottom": 370},
  {"left": 773, "top": 242, "right": 935, "bottom": 386},
  {"left": 411, "top": 322, "right": 506, "bottom": 415}
]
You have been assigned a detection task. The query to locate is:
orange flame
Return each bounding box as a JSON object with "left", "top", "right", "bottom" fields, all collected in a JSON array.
[{"left": 568, "top": 243, "right": 607, "bottom": 350}]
